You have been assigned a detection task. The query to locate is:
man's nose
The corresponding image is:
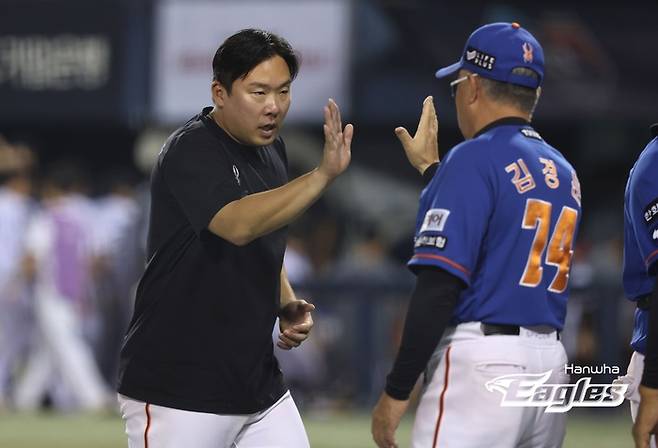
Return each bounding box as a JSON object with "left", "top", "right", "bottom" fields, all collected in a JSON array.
[{"left": 264, "top": 94, "right": 280, "bottom": 116}]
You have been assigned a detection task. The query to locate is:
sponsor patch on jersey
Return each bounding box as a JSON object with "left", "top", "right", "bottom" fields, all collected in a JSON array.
[
  {"left": 465, "top": 46, "right": 495, "bottom": 71},
  {"left": 420, "top": 208, "right": 450, "bottom": 233},
  {"left": 414, "top": 235, "right": 448, "bottom": 250},
  {"left": 520, "top": 128, "right": 542, "bottom": 140},
  {"left": 653, "top": 228, "right": 658, "bottom": 241},
  {"left": 644, "top": 198, "right": 658, "bottom": 225}
]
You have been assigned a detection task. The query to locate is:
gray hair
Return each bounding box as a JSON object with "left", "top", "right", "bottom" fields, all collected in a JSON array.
[{"left": 479, "top": 67, "right": 540, "bottom": 116}]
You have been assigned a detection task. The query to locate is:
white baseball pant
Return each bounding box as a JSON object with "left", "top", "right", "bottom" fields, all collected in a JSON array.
[
  {"left": 118, "top": 390, "right": 309, "bottom": 448},
  {"left": 411, "top": 322, "right": 568, "bottom": 448}
]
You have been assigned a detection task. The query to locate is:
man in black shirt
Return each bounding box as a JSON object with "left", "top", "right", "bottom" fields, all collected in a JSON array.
[{"left": 117, "top": 29, "right": 353, "bottom": 447}]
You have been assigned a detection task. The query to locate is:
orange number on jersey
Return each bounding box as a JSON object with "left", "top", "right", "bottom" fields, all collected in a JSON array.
[
  {"left": 545, "top": 207, "right": 578, "bottom": 292},
  {"left": 520, "top": 198, "right": 578, "bottom": 292},
  {"left": 520, "top": 199, "right": 551, "bottom": 287}
]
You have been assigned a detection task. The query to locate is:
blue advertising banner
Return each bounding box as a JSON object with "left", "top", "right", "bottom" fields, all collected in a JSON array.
[{"left": 0, "top": 0, "right": 150, "bottom": 125}]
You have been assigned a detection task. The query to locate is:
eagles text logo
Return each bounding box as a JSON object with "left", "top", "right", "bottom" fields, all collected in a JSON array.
[{"left": 485, "top": 371, "right": 627, "bottom": 413}]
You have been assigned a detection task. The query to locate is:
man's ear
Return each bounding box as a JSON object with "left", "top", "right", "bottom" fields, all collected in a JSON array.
[
  {"left": 211, "top": 80, "right": 227, "bottom": 107},
  {"left": 467, "top": 75, "right": 480, "bottom": 105}
]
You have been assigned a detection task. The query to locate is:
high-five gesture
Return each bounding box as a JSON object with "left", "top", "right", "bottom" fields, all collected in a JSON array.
[
  {"left": 318, "top": 99, "right": 354, "bottom": 181},
  {"left": 395, "top": 96, "right": 439, "bottom": 174}
]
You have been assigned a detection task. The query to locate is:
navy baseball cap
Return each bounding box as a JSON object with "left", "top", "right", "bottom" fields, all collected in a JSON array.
[{"left": 435, "top": 22, "right": 544, "bottom": 89}]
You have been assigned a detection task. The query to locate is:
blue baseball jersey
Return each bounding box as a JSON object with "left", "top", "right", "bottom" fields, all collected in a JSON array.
[
  {"left": 623, "top": 136, "right": 658, "bottom": 354},
  {"left": 408, "top": 120, "right": 582, "bottom": 330}
]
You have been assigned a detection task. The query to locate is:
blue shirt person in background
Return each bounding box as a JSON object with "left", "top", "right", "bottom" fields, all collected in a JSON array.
[{"left": 619, "top": 123, "right": 658, "bottom": 448}]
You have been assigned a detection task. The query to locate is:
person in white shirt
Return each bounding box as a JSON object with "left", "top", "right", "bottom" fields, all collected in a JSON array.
[
  {"left": 0, "top": 141, "right": 36, "bottom": 409},
  {"left": 14, "top": 161, "right": 110, "bottom": 411}
]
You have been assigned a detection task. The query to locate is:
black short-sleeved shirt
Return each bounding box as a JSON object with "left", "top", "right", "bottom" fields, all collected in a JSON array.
[{"left": 117, "top": 107, "right": 289, "bottom": 414}]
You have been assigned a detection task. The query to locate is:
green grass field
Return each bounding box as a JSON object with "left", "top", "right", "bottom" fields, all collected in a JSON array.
[{"left": 0, "top": 410, "right": 632, "bottom": 447}]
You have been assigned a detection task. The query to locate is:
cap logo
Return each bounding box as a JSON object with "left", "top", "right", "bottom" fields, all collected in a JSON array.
[
  {"left": 465, "top": 46, "right": 495, "bottom": 70},
  {"left": 522, "top": 42, "right": 533, "bottom": 63}
]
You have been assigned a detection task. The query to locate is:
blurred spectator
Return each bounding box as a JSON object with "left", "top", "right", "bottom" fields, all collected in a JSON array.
[
  {"left": 329, "top": 223, "right": 410, "bottom": 284},
  {"left": 0, "top": 139, "right": 37, "bottom": 410},
  {"left": 283, "top": 234, "right": 314, "bottom": 285},
  {"left": 275, "top": 236, "right": 324, "bottom": 409},
  {"left": 92, "top": 169, "right": 142, "bottom": 386},
  {"left": 14, "top": 161, "right": 110, "bottom": 412}
]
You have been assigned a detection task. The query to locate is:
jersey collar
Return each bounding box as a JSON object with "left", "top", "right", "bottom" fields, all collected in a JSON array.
[{"left": 473, "top": 116, "right": 531, "bottom": 139}]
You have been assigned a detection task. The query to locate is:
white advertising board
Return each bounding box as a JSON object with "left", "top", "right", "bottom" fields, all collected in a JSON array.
[{"left": 153, "top": 0, "right": 351, "bottom": 124}]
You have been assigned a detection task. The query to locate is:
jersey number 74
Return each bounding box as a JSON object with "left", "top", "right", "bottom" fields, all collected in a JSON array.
[{"left": 519, "top": 198, "right": 578, "bottom": 293}]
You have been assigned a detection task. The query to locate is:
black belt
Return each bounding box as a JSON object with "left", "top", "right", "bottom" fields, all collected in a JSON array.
[
  {"left": 482, "top": 323, "right": 520, "bottom": 336},
  {"left": 481, "top": 323, "right": 560, "bottom": 340}
]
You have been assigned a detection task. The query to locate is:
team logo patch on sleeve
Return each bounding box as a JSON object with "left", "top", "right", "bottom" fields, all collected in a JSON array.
[
  {"left": 414, "top": 235, "right": 448, "bottom": 250},
  {"left": 644, "top": 198, "right": 658, "bottom": 225},
  {"left": 420, "top": 208, "right": 450, "bottom": 233}
]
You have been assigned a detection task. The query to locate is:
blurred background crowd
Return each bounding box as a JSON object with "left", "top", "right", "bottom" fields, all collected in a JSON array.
[{"left": 0, "top": 0, "right": 657, "bottom": 418}]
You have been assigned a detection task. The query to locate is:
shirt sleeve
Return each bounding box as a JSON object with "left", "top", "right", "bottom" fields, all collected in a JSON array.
[
  {"left": 408, "top": 145, "right": 494, "bottom": 286},
  {"left": 629, "top": 158, "right": 658, "bottom": 276},
  {"left": 422, "top": 162, "right": 440, "bottom": 185},
  {"left": 161, "top": 133, "right": 241, "bottom": 236},
  {"left": 385, "top": 266, "right": 464, "bottom": 400}
]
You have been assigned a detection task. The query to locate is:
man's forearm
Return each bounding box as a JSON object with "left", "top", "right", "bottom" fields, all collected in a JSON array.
[
  {"left": 209, "top": 168, "right": 331, "bottom": 245},
  {"left": 385, "top": 267, "right": 463, "bottom": 400},
  {"left": 642, "top": 277, "right": 658, "bottom": 388}
]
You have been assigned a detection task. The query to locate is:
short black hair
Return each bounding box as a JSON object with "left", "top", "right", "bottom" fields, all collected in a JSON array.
[
  {"left": 212, "top": 29, "right": 299, "bottom": 94},
  {"left": 480, "top": 67, "right": 540, "bottom": 115}
]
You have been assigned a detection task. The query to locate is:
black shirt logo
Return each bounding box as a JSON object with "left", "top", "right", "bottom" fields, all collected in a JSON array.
[{"left": 233, "top": 165, "right": 241, "bottom": 187}]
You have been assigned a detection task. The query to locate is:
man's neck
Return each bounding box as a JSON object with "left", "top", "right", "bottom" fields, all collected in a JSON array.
[
  {"left": 469, "top": 108, "right": 530, "bottom": 139},
  {"left": 209, "top": 107, "right": 244, "bottom": 145}
]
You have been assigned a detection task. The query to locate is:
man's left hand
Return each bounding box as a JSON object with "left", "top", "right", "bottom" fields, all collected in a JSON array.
[
  {"left": 633, "top": 385, "right": 658, "bottom": 448},
  {"left": 278, "top": 299, "right": 315, "bottom": 350},
  {"left": 394, "top": 96, "right": 439, "bottom": 175},
  {"left": 371, "top": 392, "right": 409, "bottom": 448}
]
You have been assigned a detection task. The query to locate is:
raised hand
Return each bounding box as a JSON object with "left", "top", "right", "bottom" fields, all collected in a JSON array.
[
  {"left": 318, "top": 99, "right": 354, "bottom": 181},
  {"left": 395, "top": 96, "right": 439, "bottom": 174}
]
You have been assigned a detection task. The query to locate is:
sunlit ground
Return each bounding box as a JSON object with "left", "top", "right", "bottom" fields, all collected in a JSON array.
[{"left": 0, "top": 408, "right": 634, "bottom": 448}]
